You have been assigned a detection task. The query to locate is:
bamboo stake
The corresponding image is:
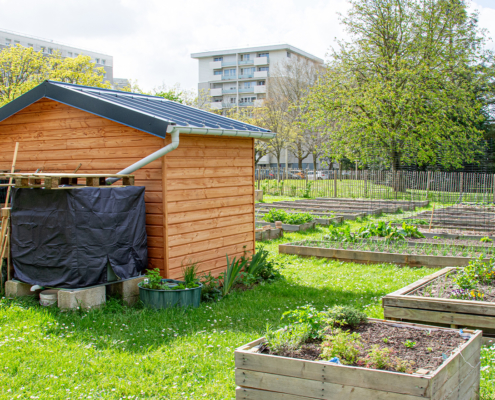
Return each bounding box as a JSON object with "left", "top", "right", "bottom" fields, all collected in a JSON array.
[{"left": 4, "top": 142, "right": 19, "bottom": 208}]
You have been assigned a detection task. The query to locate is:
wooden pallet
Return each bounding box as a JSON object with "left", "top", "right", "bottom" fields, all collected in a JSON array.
[{"left": 0, "top": 173, "right": 134, "bottom": 189}]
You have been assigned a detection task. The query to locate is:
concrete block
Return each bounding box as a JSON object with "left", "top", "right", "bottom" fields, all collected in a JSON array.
[
  {"left": 58, "top": 286, "right": 106, "bottom": 310},
  {"left": 255, "top": 190, "right": 263, "bottom": 201},
  {"left": 107, "top": 276, "right": 145, "bottom": 306},
  {"left": 5, "top": 280, "right": 41, "bottom": 298}
]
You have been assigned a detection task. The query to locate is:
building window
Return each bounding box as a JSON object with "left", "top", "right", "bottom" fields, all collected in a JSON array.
[
  {"left": 28, "top": 43, "right": 34, "bottom": 48},
  {"left": 95, "top": 58, "right": 100, "bottom": 64},
  {"left": 240, "top": 97, "right": 256, "bottom": 103},
  {"left": 68, "top": 52, "right": 73, "bottom": 57},
  {"left": 48, "top": 48, "right": 53, "bottom": 54},
  {"left": 257, "top": 81, "right": 266, "bottom": 86},
  {"left": 287, "top": 51, "right": 291, "bottom": 58},
  {"left": 214, "top": 57, "right": 223, "bottom": 62},
  {"left": 224, "top": 68, "right": 236, "bottom": 76},
  {"left": 241, "top": 67, "right": 255, "bottom": 75},
  {"left": 14, "top": 40, "right": 20, "bottom": 45},
  {"left": 41, "top": 46, "right": 46, "bottom": 53},
  {"left": 242, "top": 82, "right": 253, "bottom": 88},
  {"left": 5, "top": 38, "right": 11, "bottom": 46},
  {"left": 230, "top": 98, "right": 236, "bottom": 104},
  {"left": 214, "top": 70, "right": 222, "bottom": 75},
  {"left": 257, "top": 52, "right": 269, "bottom": 58},
  {"left": 102, "top": 59, "right": 106, "bottom": 65},
  {"left": 258, "top": 67, "right": 269, "bottom": 72},
  {"left": 240, "top": 54, "right": 250, "bottom": 61},
  {"left": 75, "top": 53, "right": 79, "bottom": 56}
]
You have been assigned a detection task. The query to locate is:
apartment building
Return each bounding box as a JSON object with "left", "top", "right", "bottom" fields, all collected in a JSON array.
[
  {"left": 0, "top": 28, "right": 119, "bottom": 85},
  {"left": 191, "top": 44, "right": 323, "bottom": 112}
]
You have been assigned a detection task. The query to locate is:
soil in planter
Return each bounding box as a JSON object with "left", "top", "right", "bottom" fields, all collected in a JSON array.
[
  {"left": 262, "top": 322, "right": 466, "bottom": 373},
  {"left": 411, "top": 271, "right": 495, "bottom": 302}
]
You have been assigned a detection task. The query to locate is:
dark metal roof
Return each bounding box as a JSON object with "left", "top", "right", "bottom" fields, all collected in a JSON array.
[{"left": 0, "top": 80, "right": 271, "bottom": 138}]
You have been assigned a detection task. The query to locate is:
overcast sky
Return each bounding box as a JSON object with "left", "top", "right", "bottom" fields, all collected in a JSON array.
[{"left": 1, "top": 0, "right": 494, "bottom": 92}]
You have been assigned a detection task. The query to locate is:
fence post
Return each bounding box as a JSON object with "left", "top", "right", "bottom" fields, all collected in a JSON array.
[
  {"left": 425, "top": 171, "right": 431, "bottom": 200},
  {"left": 459, "top": 172, "right": 463, "bottom": 202},
  {"left": 334, "top": 169, "right": 337, "bottom": 198},
  {"left": 364, "top": 169, "right": 368, "bottom": 198}
]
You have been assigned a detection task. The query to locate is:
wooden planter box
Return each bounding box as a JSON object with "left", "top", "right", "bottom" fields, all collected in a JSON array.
[
  {"left": 383, "top": 267, "right": 495, "bottom": 344},
  {"left": 255, "top": 228, "right": 283, "bottom": 241},
  {"left": 256, "top": 221, "right": 316, "bottom": 232},
  {"left": 235, "top": 319, "right": 482, "bottom": 400},
  {"left": 279, "top": 242, "right": 488, "bottom": 268}
]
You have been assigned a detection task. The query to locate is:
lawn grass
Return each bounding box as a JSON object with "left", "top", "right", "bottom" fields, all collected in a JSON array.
[{"left": 1, "top": 202, "right": 494, "bottom": 399}]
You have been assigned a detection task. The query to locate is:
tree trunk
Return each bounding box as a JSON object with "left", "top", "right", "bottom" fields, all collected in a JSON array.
[
  {"left": 298, "top": 159, "right": 303, "bottom": 169},
  {"left": 312, "top": 153, "right": 318, "bottom": 173},
  {"left": 276, "top": 153, "right": 281, "bottom": 182},
  {"left": 391, "top": 151, "right": 403, "bottom": 192}
]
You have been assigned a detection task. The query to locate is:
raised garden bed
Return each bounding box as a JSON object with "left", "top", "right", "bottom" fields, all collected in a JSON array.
[
  {"left": 255, "top": 227, "right": 283, "bottom": 241},
  {"left": 383, "top": 267, "right": 495, "bottom": 344},
  {"left": 279, "top": 239, "right": 492, "bottom": 267},
  {"left": 266, "top": 200, "right": 385, "bottom": 215},
  {"left": 256, "top": 220, "right": 316, "bottom": 232},
  {"left": 256, "top": 209, "right": 343, "bottom": 226},
  {"left": 315, "top": 197, "right": 429, "bottom": 208},
  {"left": 256, "top": 204, "right": 364, "bottom": 220},
  {"left": 235, "top": 318, "right": 482, "bottom": 400}
]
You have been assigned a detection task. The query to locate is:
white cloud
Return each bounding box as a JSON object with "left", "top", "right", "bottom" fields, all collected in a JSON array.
[{"left": 0, "top": 0, "right": 493, "bottom": 92}]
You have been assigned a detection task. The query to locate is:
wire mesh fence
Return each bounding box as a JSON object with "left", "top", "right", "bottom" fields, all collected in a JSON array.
[{"left": 255, "top": 168, "right": 495, "bottom": 235}]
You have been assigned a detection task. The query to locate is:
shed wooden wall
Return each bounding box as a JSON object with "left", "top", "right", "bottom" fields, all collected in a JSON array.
[{"left": 0, "top": 98, "right": 255, "bottom": 279}]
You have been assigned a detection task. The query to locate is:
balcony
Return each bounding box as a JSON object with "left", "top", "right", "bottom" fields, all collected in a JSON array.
[
  {"left": 239, "top": 60, "right": 254, "bottom": 65},
  {"left": 211, "top": 75, "right": 223, "bottom": 82},
  {"left": 254, "top": 56, "right": 269, "bottom": 66},
  {"left": 221, "top": 75, "right": 237, "bottom": 81},
  {"left": 254, "top": 71, "right": 268, "bottom": 78},
  {"left": 238, "top": 74, "right": 254, "bottom": 79},
  {"left": 254, "top": 85, "right": 266, "bottom": 94},
  {"left": 222, "top": 88, "right": 237, "bottom": 94},
  {"left": 210, "top": 88, "right": 223, "bottom": 96},
  {"left": 239, "top": 101, "right": 254, "bottom": 107},
  {"left": 222, "top": 61, "right": 236, "bottom": 67},
  {"left": 238, "top": 87, "right": 254, "bottom": 93},
  {"left": 210, "top": 61, "right": 222, "bottom": 69},
  {"left": 210, "top": 102, "right": 223, "bottom": 110}
]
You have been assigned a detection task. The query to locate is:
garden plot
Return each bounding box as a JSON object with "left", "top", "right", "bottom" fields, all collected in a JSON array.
[
  {"left": 315, "top": 197, "right": 429, "bottom": 209},
  {"left": 267, "top": 200, "right": 388, "bottom": 214},
  {"left": 255, "top": 209, "right": 343, "bottom": 226},
  {"left": 256, "top": 204, "right": 367, "bottom": 220},
  {"left": 406, "top": 205, "right": 495, "bottom": 232},
  {"left": 383, "top": 266, "right": 495, "bottom": 344},
  {"left": 279, "top": 238, "right": 495, "bottom": 268}
]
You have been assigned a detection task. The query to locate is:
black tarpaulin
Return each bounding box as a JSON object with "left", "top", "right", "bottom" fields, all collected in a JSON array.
[{"left": 11, "top": 187, "right": 147, "bottom": 288}]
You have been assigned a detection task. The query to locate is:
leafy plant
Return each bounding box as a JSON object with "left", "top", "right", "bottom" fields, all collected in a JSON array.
[
  {"left": 181, "top": 263, "right": 199, "bottom": 288},
  {"left": 450, "top": 288, "right": 485, "bottom": 301},
  {"left": 358, "top": 345, "right": 393, "bottom": 369},
  {"left": 403, "top": 340, "right": 416, "bottom": 349},
  {"left": 141, "top": 268, "right": 164, "bottom": 290},
  {"left": 282, "top": 305, "right": 326, "bottom": 338},
  {"left": 302, "top": 180, "right": 313, "bottom": 198},
  {"left": 262, "top": 209, "right": 314, "bottom": 225},
  {"left": 200, "top": 272, "right": 222, "bottom": 302},
  {"left": 480, "top": 237, "right": 493, "bottom": 243},
  {"left": 383, "top": 337, "right": 389, "bottom": 344},
  {"left": 320, "top": 329, "right": 362, "bottom": 365},
  {"left": 265, "top": 324, "right": 312, "bottom": 353},
  {"left": 324, "top": 305, "right": 368, "bottom": 328},
  {"left": 222, "top": 255, "right": 248, "bottom": 297}
]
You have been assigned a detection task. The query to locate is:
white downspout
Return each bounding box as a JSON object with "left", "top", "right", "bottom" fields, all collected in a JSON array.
[{"left": 106, "top": 124, "right": 275, "bottom": 184}]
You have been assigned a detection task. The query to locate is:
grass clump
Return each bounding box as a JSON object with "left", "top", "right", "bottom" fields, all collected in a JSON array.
[{"left": 262, "top": 209, "right": 314, "bottom": 225}]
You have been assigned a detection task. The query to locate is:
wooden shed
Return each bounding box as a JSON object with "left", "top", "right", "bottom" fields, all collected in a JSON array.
[{"left": 0, "top": 81, "right": 275, "bottom": 279}]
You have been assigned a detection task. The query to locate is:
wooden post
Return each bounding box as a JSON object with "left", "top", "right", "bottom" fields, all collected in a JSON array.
[
  {"left": 334, "top": 169, "right": 337, "bottom": 198},
  {"left": 428, "top": 205, "right": 435, "bottom": 232},
  {"left": 4, "top": 142, "right": 19, "bottom": 208},
  {"left": 459, "top": 172, "right": 463, "bottom": 202},
  {"left": 425, "top": 171, "right": 431, "bottom": 200}
]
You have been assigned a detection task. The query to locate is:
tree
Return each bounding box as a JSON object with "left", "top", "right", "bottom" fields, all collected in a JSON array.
[
  {"left": 48, "top": 54, "right": 110, "bottom": 88},
  {"left": 307, "top": 0, "right": 495, "bottom": 171},
  {"left": 0, "top": 45, "right": 111, "bottom": 107},
  {"left": 0, "top": 45, "right": 46, "bottom": 106},
  {"left": 152, "top": 83, "right": 212, "bottom": 109}
]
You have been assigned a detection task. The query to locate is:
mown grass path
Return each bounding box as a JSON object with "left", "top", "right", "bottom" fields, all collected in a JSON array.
[{"left": 1, "top": 204, "right": 494, "bottom": 399}]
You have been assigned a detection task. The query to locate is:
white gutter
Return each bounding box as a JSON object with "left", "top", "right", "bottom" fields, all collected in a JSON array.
[{"left": 106, "top": 124, "right": 275, "bottom": 184}]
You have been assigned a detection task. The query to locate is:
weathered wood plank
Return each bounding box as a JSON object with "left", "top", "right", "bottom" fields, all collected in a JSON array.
[
  {"left": 166, "top": 186, "right": 253, "bottom": 202},
  {"left": 166, "top": 158, "right": 253, "bottom": 168},
  {"left": 386, "top": 267, "right": 455, "bottom": 297},
  {"left": 166, "top": 176, "right": 252, "bottom": 191},
  {"left": 168, "top": 204, "right": 253, "bottom": 224},
  {"left": 166, "top": 167, "right": 252, "bottom": 179},
  {"left": 168, "top": 223, "right": 254, "bottom": 247},
  {"left": 167, "top": 195, "right": 253, "bottom": 213},
  {"left": 236, "top": 387, "right": 318, "bottom": 400},
  {"left": 168, "top": 232, "right": 253, "bottom": 258}
]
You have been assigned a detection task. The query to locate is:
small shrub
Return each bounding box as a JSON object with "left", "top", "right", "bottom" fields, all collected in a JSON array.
[
  {"left": 200, "top": 272, "right": 222, "bottom": 302},
  {"left": 141, "top": 268, "right": 164, "bottom": 289},
  {"left": 181, "top": 263, "right": 199, "bottom": 288},
  {"left": 480, "top": 237, "right": 493, "bottom": 243},
  {"left": 403, "top": 340, "right": 416, "bottom": 349},
  {"left": 358, "top": 345, "right": 393, "bottom": 369},
  {"left": 266, "top": 323, "right": 312, "bottom": 353},
  {"left": 320, "top": 329, "right": 362, "bottom": 365},
  {"left": 324, "top": 305, "right": 368, "bottom": 328},
  {"left": 262, "top": 209, "right": 314, "bottom": 225}
]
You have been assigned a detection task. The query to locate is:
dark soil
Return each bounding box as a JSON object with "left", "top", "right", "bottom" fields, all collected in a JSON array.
[
  {"left": 262, "top": 321, "right": 466, "bottom": 373},
  {"left": 412, "top": 271, "right": 495, "bottom": 302},
  {"left": 373, "top": 236, "right": 495, "bottom": 248}
]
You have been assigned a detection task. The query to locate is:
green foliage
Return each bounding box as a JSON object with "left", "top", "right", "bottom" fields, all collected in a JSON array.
[
  {"left": 357, "top": 345, "right": 415, "bottom": 373},
  {"left": 454, "top": 256, "right": 495, "bottom": 290},
  {"left": 282, "top": 305, "right": 326, "bottom": 338},
  {"left": 302, "top": 180, "right": 313, "bottom": 198},
  {"left": 324, "top": 305, "right": 368, "bottom": 328},
  {"left": 221, "top": 255, "right": 248, "bottom": 297},
  {"left": 320, "top": 329, "right": 362, "bottom": 365},
  {"left": 141, "top": 268, "right": 164, "bottom": 290},
  {"left": 305, "top": 0, "right": 494, "bottom": 169},
  {"left": 403, "top": 340, "right": 416, "bottom": 349},
  {"left": 0, "top": 45, "right": 110, "bottom": 107},
  {"left": 265, "top": 324, "right": 312, "bottom": 353},
  {"left": 154, "top": 89, "right": 183, "bottom": 103},
  {"left": 356, "top": 222, "right": 424, "bottom": 240},
  {"left": 181, "top": 263, "right": 199, "bottom": 288},
  {"left": 262, "top": 209, "right": 314, "bottom": 225},
  {"left": 199, "top": 272, "right": 222, "bottom": 302},
  {"left": 480, "top": 237, "right": 493, "bottom": 243}
]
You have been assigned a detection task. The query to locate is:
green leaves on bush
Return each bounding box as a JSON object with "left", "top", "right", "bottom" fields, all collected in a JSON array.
[
  {"left": 262, "top": 209, "right": 314, "bottom": 225},
  {"left": 265, "top": 323, "right": 312, "bottom": 353},
  {"left": 282, "top": 305, "right": 326, "bottom": 339},
  {"left": 320, "top": 329, "right": 362, "bottom": 365},
  {"left": 325, "top": 305, "right": 368, "bottom": 328}
]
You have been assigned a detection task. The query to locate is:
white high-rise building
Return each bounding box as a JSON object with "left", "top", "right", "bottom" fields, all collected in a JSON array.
[{"left": 191, "top": 44, "right": 323, "bottom": 113}]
